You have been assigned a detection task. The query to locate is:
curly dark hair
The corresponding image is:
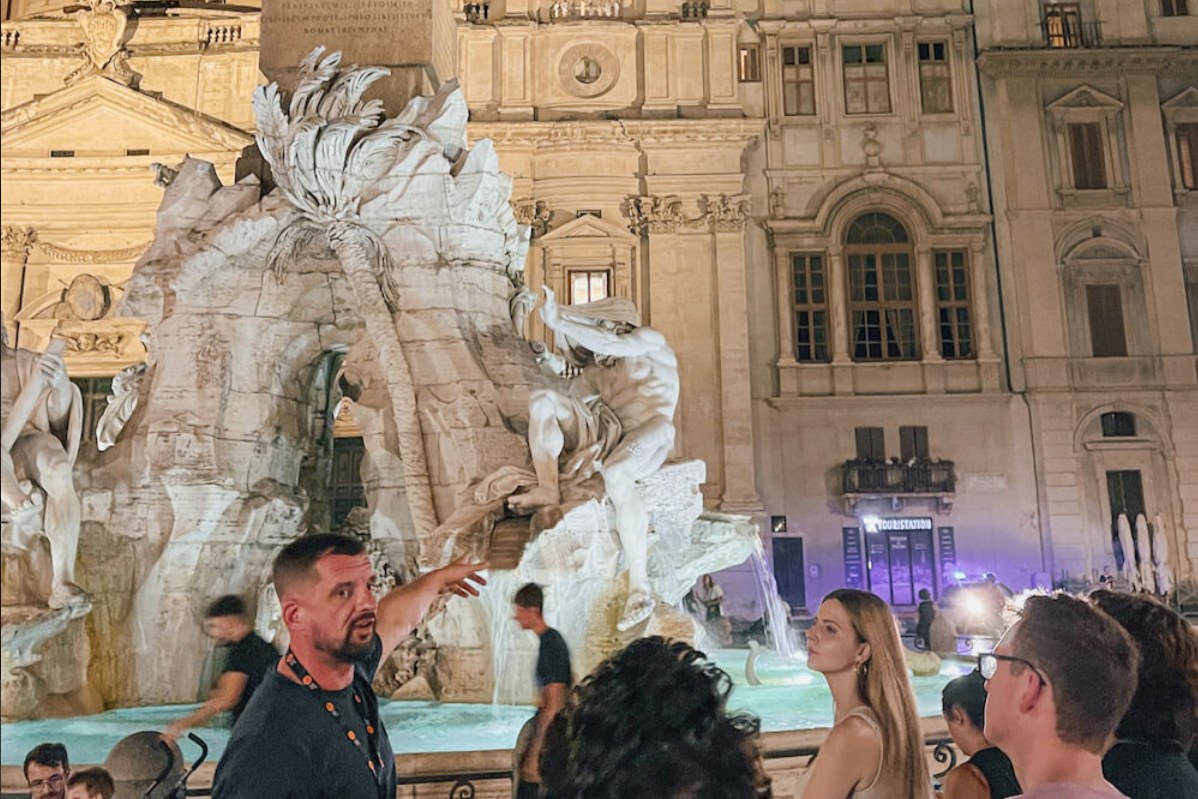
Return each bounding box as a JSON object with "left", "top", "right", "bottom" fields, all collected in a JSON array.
[
  {"left": 1090, "top": 590, "right": 1198, "bottom": 748},
  {"left": 543, "top": 636, "right": 766, "bottom": 799}
]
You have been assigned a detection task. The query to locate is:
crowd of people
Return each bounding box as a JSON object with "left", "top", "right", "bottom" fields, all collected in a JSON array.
[{"left": 20, "top": 534, "right": 1198, "bottom": 799}]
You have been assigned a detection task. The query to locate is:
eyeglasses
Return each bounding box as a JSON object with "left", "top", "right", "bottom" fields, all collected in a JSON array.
[
  {"left": 29, "top": 773, "right": 65, "bottom": 794},
  {"left": 978, "top": 652, "right": 1048, "bottom": 686}
]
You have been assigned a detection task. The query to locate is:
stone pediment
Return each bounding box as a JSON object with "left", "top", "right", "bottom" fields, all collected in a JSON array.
[
  {"left": 0, "top": 75, "right": 252, "bottom": 158},
  {"left": 1046, "top": 85, "right": 1123, "bottom": 117},
  {"left": 1163, "top": 87, "right": 1198, "bottom": 109},
  {"left": 538, "top": 212, "right": 639, "bottom": 244}
]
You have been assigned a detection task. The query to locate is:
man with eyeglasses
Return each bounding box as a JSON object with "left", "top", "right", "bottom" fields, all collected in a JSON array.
[
  {"left": 24, "top": 743, "right": 70, "bottom": 799},
  {"left": 981, "top": 593, "right": 1139, "bottom": 799}
]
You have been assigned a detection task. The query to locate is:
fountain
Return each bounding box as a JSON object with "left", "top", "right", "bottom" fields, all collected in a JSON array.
[{"left": 0, "top": 47, "right": 761, "bottom": 723}]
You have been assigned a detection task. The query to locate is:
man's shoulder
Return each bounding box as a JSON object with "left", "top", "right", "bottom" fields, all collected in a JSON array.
[
  {"left": 541, "top": 628, "right": 568, "bottom": 649},
  {"left": 1015, "top": 782, "right": 1131, "bottom": 799}
]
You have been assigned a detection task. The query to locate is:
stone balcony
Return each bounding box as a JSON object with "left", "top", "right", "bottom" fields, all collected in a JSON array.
[{"left": 841, "top": 457, "right": 957, "bottom": 513}]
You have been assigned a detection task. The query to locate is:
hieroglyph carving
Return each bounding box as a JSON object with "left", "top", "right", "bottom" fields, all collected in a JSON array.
[{"left": 65, "top": 0, "right": 135, "bottom": 87}]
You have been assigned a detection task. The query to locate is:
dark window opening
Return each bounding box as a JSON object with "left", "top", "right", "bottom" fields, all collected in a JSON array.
[
  {"left": 50, "top": 150, "right": 76, "bottom": 158},
  {"left": 792, "top": 253, "right": 829, "bottom": 362},
  {"left": 71, "top": 377, "right": 114, "bottom": 447},
  {"left": 899, "top": 425, "right": 929, "bottom": 462},
  {"left": 1086, "top": 284, "right": 1127, "bottom": 357},
  {"left": 855, "top": 426, "right": 885, "bottom": 461},
  {"left": 1100, "top": 412, "right": 1137, "bottom": 437},
  {"left": 1069, "top": 122, "right": 1108, "bottom": 190}
]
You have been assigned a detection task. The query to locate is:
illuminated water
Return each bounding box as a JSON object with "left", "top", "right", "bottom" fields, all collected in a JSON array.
[{"left": 0, "top": 649, "right": 974, "bottom": 765}]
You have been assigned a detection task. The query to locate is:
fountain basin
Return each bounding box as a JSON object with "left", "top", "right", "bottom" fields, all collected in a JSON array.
[{"left": 0, "top": 649, "right": 974, "bottom": 766}]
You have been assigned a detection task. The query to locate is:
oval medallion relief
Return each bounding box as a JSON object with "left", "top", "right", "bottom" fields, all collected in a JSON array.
[{"left": 558, "top": 43, "right": 619, "bottom": 98}]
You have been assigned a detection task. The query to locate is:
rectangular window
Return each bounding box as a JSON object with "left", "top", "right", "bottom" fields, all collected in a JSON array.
[
  {"left": 917, "top": 42, "right": 953, "bottom": 114},
  {"left": 843, "top": 43, "right": 890, "bottom": 115},
  {"left": 855, "top": 426, "right": 885, "bottom": 461},
  {"left": 849, "top": 251, "right": 918, "bottom": 360},
  {"left": 934, "top": 250, "right": 973, "bottom": 359},
  {"left": 1162, "top": 0, "right": 1189, "bottom": 15},
  {"left": 70, "top": 377, "right": 114, "bottom": 447},
  {"left": 126, "top": 148, "right": 150, "bottom": 156},
  {"left": 568, "top": 270, "right": 611, "bottom": 305},
  {"left": 1044, "top": 3, "right": 1083, "bottom": 48},
  {"left": 781, "top": 45, "right": 815, "bottom": 116},
  {"left": 738, "top": 45, "right": 761, "bottom": 82},
  {"left": 1186, "top": 273, "right": 1198, "bottom": 352},
  {"left": 791, "top": 253, "right": 829, "bottom": 362},
  {"left": 1086, "top": 284, "right": 1128, "bottom": 357},
  {"left": 50, "top": 150, "right": 75, "bottom": 158},
  {"left": 899, "top": 426, "right": 929, "bottom": 462},
  {"left": 1069, "top": 122, "right": 1107, "bottom": 190},
  {"left": 1178, "top": 124, "right": 1198, "bottom": 190}
]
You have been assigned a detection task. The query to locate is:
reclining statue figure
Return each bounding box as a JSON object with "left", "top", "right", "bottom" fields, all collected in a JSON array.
[
  {"left": 1, "top": 325, "right": 87, "bottom": 610},
  {"left": 509, "top": 287, "right": 679, "bottom": 631}
]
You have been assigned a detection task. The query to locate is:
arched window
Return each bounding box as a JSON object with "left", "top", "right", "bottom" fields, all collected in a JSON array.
[{"left": 846, "top": 212, "right": 918, "bottom": 360}]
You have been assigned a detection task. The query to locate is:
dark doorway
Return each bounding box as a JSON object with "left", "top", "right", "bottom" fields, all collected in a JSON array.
[
  {"left": 330, "top": 436, "right": 368, "bottom": 528},
  {"left": 1106, "top": 470, "right": 1145, "bottom": 570},
  {"left": 772, "top": 537, "right": 806, "bottom": 612}
]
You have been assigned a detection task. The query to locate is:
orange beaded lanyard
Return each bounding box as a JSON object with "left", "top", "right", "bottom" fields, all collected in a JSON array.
[{"left": 285, "top": 650, "right": 384, "bottom": 787}]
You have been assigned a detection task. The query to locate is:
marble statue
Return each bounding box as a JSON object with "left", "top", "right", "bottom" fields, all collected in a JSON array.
[
  {"left": 509, "top": 287, "right": 679, "bottom": 631},
  {"left": 95, "top": 361, "right": 146, "bottom": 451},
  {"left": 0, "top": 327, "right": 87, "bottom": 610}
]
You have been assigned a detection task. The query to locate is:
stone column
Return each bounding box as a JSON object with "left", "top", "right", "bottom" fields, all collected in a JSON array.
[
  {"left": 706, "top": 195, "right": 763, "bottom": 514},
  {"left": 1, "top": 227, "right": 37, "bottom": 342},
  {"left": 970, "top": 241, "right": 997, "bottom": 360},
  {"left": 828, "top": 246, "right": 851, "bottom": 363},
  {"left": 916, "top": 245, "right": 943, "bottom": 362}
]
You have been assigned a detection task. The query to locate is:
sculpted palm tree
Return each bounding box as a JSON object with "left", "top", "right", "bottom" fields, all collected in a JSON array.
[{"left": 253, "top": 47, "right": 439, "bottom": 536}]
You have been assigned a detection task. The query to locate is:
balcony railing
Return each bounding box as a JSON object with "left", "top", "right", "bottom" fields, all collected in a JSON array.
[
  {"left": 841, "top": 458, "right": 956, "bottom": 496},
  {"left": 1041, "top": 17, "right": 1103, "bottom": 48}
]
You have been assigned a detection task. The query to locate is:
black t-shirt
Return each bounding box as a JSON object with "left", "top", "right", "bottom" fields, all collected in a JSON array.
[
  {"left": 536, "top": 628, "right": 572, "bottom": 688},
  {"left": 212, "top": 634, "right": 396, "bottom": 799},
  {"left": 968, "top": 747, "right": 1021, "bottom": 799},
  {"left": 222, "top": 631, "right": 280, "bottom": 725},
  {"left": 1104, "top": 741, "right": 1198, "bottom": 799}
]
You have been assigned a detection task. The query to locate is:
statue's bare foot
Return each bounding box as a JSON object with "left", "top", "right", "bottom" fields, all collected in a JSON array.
[
  {"left": 3, "top": 491, "right": 41, "bottom": 520},
  {"left": 508, "top": 486, "right": 561, "bottom": 514},
  {"left": 616, "top": 590, "right": 655, "bottom": 632},
  {"left": 48, "top": 582, "right": 90, "bottom": 612}
]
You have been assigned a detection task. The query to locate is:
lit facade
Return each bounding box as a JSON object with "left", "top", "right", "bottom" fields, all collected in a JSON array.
[{"left": 1, "top": 0, "right": 1194, "bottom": 616}]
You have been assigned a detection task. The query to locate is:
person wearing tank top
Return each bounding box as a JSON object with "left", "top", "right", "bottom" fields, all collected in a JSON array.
[
  {"left": 800, "top": 590, "right": 933, "bottom": 799},
  {"left": 940, "top": 670, "right": 1020, "bottom": 798}
]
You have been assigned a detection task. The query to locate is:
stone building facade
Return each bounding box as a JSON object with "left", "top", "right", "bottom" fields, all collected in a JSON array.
[
  {"left": 975, "top": 1, "right": 1198, "bottom": 594},
  {"left": 2, "top": 0, "right": 1195, "bottom": 617}
]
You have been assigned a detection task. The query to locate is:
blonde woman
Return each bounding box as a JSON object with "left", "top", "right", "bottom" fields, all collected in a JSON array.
[{"left": 802, "top": 589, "right": 932, "bottom": 799}]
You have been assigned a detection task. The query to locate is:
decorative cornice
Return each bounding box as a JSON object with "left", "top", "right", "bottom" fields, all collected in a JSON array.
[
  {"left": 36, "top": 239, "right": 149, "bottom": 264},
  {"left": 978, "top": 47, "right": 1198, "bottom": 78}
]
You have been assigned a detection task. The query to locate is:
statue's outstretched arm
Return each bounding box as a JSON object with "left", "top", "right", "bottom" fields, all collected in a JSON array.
[{"left": 540, "top": 287, "right": 664, "bottom": 359}]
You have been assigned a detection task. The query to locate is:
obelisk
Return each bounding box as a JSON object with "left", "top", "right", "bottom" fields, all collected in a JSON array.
[{"left": 259, "top": 0, "right": 456, "bottom": 112}]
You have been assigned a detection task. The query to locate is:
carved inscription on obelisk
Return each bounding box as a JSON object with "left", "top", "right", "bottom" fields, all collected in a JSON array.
[{"left": 261, "top": 0, "right": 452, "bottom": 110}]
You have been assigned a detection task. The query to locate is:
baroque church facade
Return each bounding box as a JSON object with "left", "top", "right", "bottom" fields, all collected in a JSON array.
[{"left": 2, "top": 0, "right": 1195, "bottom": 614}]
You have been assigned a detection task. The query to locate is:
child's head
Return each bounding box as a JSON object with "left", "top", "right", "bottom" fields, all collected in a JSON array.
[{"left": 66, "top": 768, "right": 114, "bottom": 799}]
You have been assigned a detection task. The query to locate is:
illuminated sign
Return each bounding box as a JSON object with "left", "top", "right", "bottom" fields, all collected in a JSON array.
[{"left": 861, "top": 516, "right": 933, "bottom": 534}]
